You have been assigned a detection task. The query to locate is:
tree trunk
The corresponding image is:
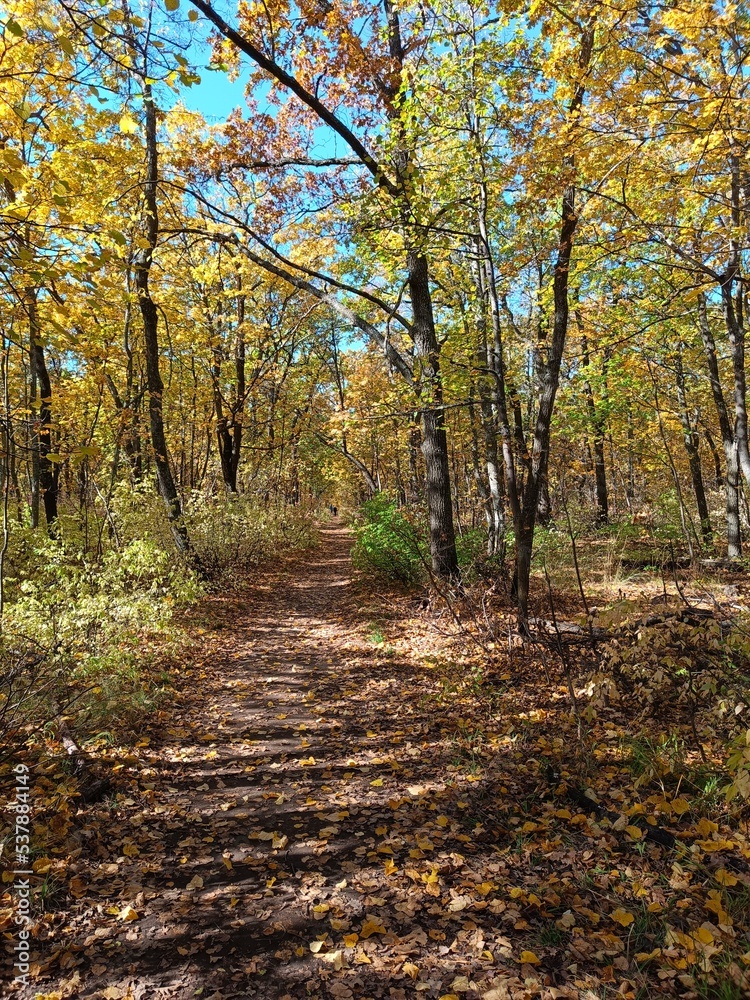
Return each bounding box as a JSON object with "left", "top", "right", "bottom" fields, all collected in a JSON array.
[
  {"left": 136, "top": 85, "right": 197, "bottom": 563},
  {"left": 469, "top": 395, "right": 493, "bottom": 550},
  {"left": 579, "top": 325, "right": 608, "bottom": 525},
  {"left": 469, "top": 258, "right": 505, "bottom": 558},
  {"left": 230, "top": 275, "right": 246, "bottom": 489},
  {"left": 698, "top": 294, "right": 741, "bottom": 557},
  {"left": 674, "top": 345, "right": 712, "bottom": 545},
  {"left": 515, "top": 169, "right": 584, "bottom": 622},
  {"left": 700, "top": 420, "right": 723, "bottom": 489},
  {"left": 28, "top": 290, "right": 58, "bottom": 532},
  {"left": 724, "top": 153, "right": 750, "bottom": 489},
  {"left": 408, "top": 254, "right": 459, "bottom": 580}
]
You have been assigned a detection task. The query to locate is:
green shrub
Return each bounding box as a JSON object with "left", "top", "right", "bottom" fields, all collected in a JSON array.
[
  {"left": 351, "top": 494, "right": 426, "bottom": 585},
  {"left": 0, "top": 487, "right": 319, "bottom": 753}
]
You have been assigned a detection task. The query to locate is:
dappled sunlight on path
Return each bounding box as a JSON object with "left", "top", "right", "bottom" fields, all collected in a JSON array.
[{"left": 24, "top": 527, "right": 523, "bottom": 999}]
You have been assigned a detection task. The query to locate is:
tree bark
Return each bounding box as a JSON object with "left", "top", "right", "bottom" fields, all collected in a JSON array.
[
  {"left": 579, "top": 324, "right": 608, "bottom": 525},
  {"left": 724, "top": 152, "right": 750, "bottom": 489},
  {"left": 698, "top": 294, "right": 741, "bottom": 557},
  {"left": 674, "top": 344, "right": 712, "bottom": 545},
  {"left": 27, "top": 289, "right": 58, "bottom": 532},
  {"left": 135, "top": 84, "right": 196, "bottom": 562},
  {"left": 408, "top": 251, "right": 459, "bottom": 579}
]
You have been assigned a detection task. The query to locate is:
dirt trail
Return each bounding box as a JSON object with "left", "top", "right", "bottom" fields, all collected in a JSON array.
[
  {"left": 28, "top": 526, "right": 496, "bottom": 1000},
  {"left": 19, "top": 526, "right": 739, "bottom": 1000}
]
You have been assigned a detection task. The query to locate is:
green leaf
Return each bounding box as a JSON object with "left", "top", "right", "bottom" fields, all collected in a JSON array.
[{"left": 5, "top": 19, "right": 24, "bottom": 37}]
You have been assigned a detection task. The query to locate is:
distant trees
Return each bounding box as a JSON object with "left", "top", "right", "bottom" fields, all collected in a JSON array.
[{"left": 0, "top": 0, "right": 747, "bottom": 609}]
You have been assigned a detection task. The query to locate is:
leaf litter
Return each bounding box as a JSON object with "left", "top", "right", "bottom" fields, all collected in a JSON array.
[{"left": 3, "top": 526, "right": 750, "bottom": 999}]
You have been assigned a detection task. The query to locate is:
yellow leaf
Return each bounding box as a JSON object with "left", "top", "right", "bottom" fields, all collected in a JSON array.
[
  {"left": 611, "top": 908, "right": 635, "bottom": 927},
  {"left": 403, "top": 961, "right": 419, "bottom": 979},
  {"left": 716, "top": 868, "right": 738, "bottom": 886},
  {"left": 360, "top": 916, "right": 386, "bottom": 938},
  {"left": 384, "top": 859, "right": 398, "bottom": 876},
  {"left": 165, "top": 0, "right": 179, "bottom": 9},
  {"left": 118, "top": 905, "right": 138, "bottom": 922},
  {"left": 693, "top": 926, "right": 714, "bottom": 945},
  {"left": 186, "top": 875, "right": 203, "bottom": 890},
  {"left": 343, "top": 933, "right": 359, "bottom": 947},
  {"left": 518, "top": 950, "right": 540, "bottom": 965},
  {"left": 671, "top": 797, "right": 690, "bottom": 815},
  {"left": 300, "top": 756, "right": 316, "bottom": 766},
  {"left": 625, "top": 825, "right": 643, "bottom": 840},
  {"left": 635, "top": 948, "right": 661, "bottom": 963},
  {"left": 122, "top": 843, "right": 139, "bottom": 857},
  {"left": 309, "top": 940, "right": 325, "bottom": 953},
  {"left": 119, "top": 113, "right": 139, "bottom": 134},
  {"left": 272, "top": 833, "right": 288, "bottom": 849},
  {"left": 370, "top": 778, "right": 383, "bottom": 787}
]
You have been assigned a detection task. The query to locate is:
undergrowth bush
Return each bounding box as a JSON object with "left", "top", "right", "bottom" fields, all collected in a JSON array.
[
  {"left": 0, "top": 530, "right": 200, "bottom": 759},
  {"left": 184, "top": 492, "right": 319, "bottom": 580},
  {"left": 0, "top": 486, "right": 320, "bottom": 756},
  {"left": 351, "top": 494, "right": 427, "bottom": 585}
]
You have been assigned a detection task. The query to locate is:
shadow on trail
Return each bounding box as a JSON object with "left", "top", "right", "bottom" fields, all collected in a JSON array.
[{"left": 22, "top": 527, "right": 600, "bottom": 1000}]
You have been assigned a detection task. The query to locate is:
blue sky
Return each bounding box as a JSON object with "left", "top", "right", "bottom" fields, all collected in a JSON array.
[{"left": 181, "top": 65, "right": 251, "bottom": 121}]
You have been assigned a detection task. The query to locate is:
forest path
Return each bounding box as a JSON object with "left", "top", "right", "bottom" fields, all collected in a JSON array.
[
  {"left": 21, "top": 530, "right": 750, "bottom": 1000},
  {"left": 32, "top": 525, "right": 515, "bottom": 1000}
]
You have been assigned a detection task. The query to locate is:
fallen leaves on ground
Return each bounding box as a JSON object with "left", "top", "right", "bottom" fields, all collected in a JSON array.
[{"left": 2, "top": 528, "right": 750, "bottom": 999}]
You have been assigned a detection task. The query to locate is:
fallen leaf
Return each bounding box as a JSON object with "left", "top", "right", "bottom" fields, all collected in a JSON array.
[
  {"left": 518, "top": 950, "right": 540, "bottom": 965},
  {"left": 360, "top": 916, "right": 386, "bottom": 938}
]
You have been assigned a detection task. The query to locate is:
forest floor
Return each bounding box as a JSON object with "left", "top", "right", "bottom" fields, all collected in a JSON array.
[{"left": 4, "top": 525, "right": 750, "bottom": 1000}]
